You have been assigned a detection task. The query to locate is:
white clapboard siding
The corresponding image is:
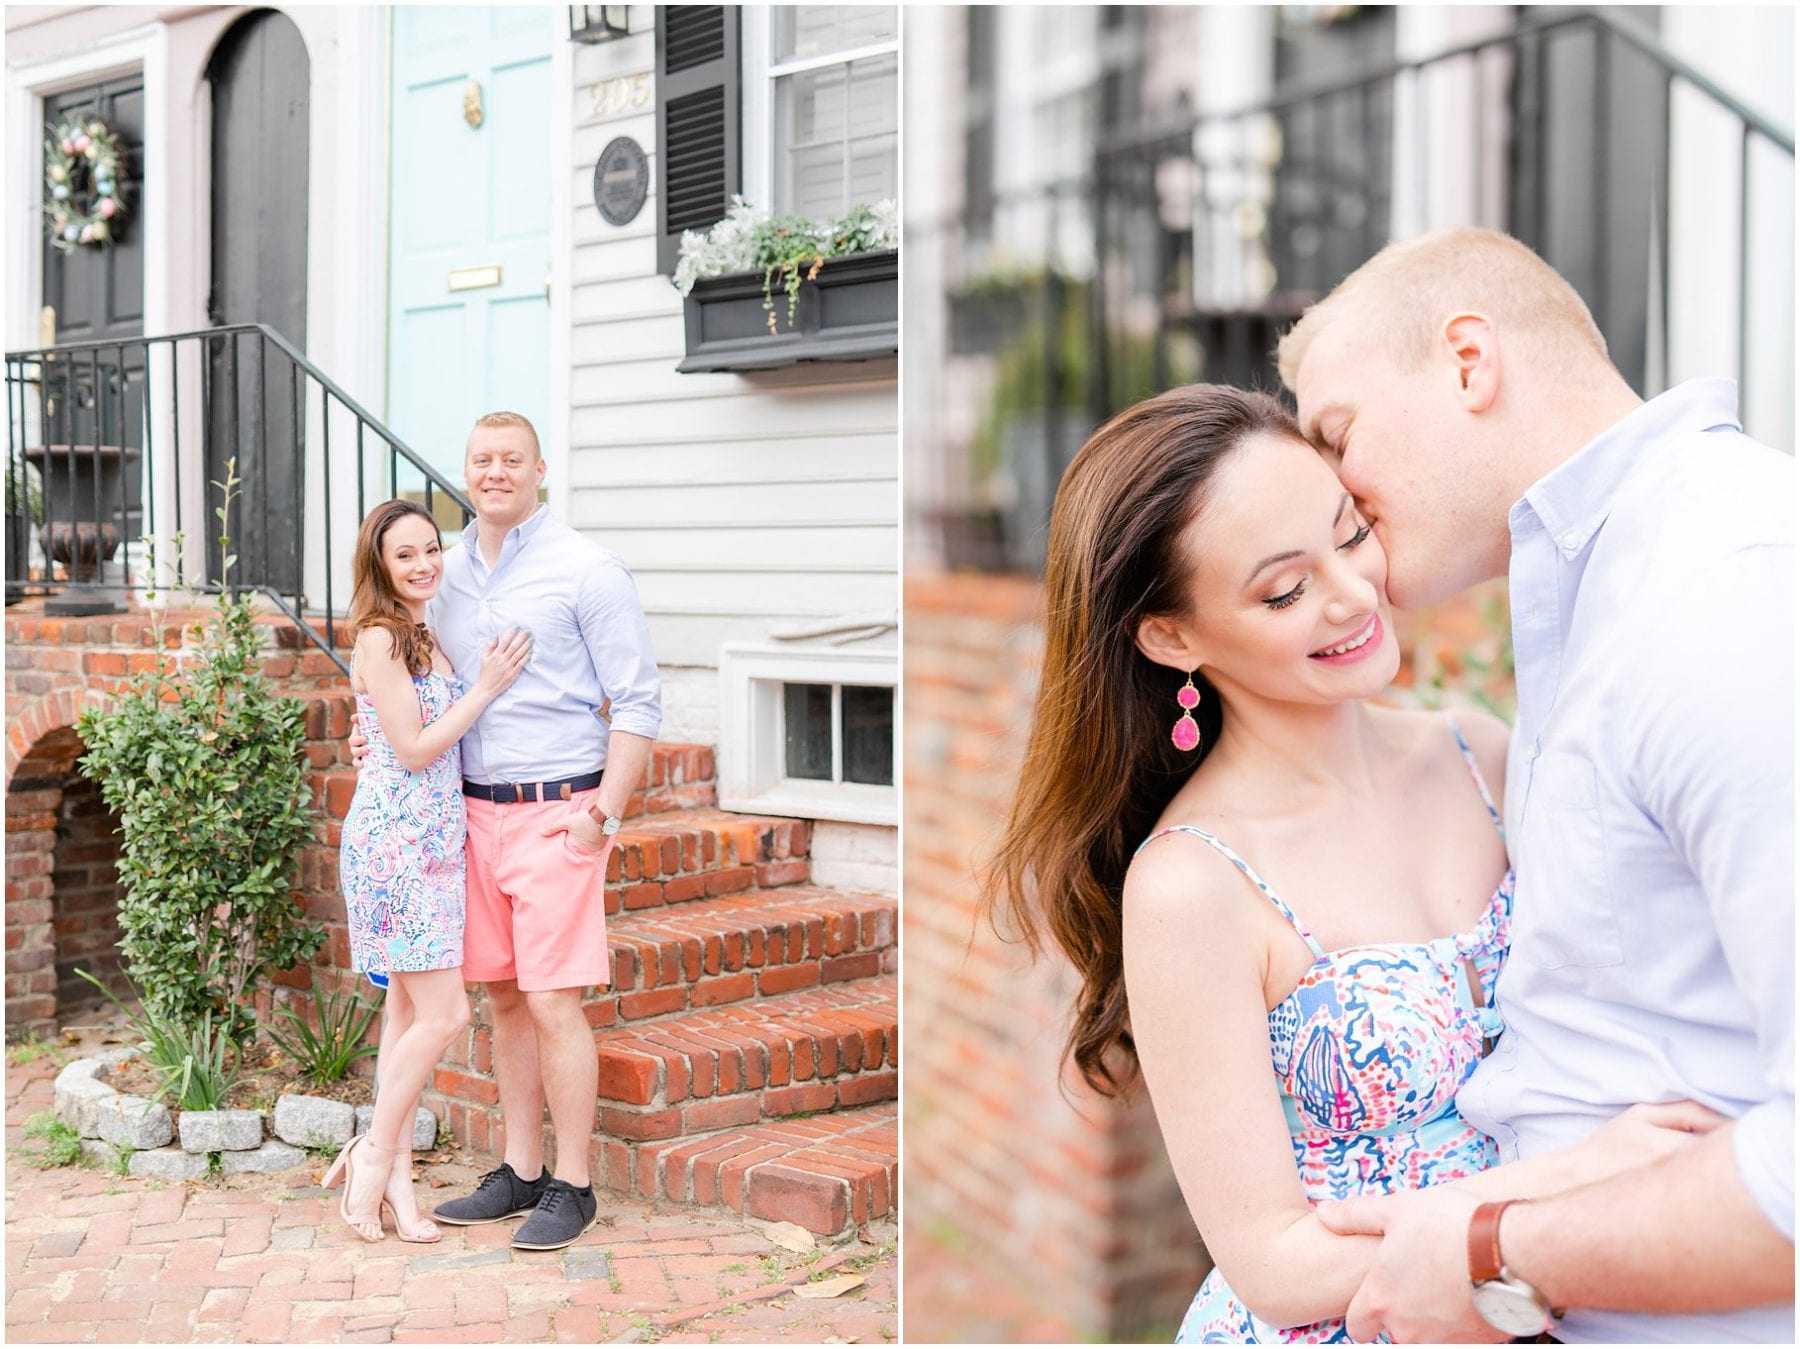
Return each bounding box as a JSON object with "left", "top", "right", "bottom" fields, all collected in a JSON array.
[{"left": 568, "top": 24, "right": 898, "bottom": 686}]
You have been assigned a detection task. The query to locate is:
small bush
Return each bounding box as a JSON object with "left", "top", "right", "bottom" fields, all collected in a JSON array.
[
  {"left": 74, "top": 967, "right": 239, "bottom": 1111},
  {"left": 265, "top": 975, "right": 380, "bottom": 1085}
]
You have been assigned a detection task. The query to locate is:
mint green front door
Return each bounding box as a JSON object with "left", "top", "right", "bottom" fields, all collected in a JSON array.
[{"left": 387, "top": 6, "right": 551, "bottom": 498}]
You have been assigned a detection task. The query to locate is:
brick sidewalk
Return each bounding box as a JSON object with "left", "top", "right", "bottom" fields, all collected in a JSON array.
[{"left": 6, "top": 1061, "right": 896, "bottom": 1344}]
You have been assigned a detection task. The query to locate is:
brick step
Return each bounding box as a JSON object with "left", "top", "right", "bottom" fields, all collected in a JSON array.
[
  {"left": 600, "top": 886, "right": 896, "bottom": 1022},
  {"left": 603, "top": 1102, "right": 898, "bottom": 1237},
  {"left": 605, "top": 808, "right": 811, "bottom": 914},
  {"left": 596, "top": 977, "right": 898, "bottom": 1138}
]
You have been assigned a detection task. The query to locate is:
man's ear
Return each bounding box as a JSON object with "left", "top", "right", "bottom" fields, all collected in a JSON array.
[
  {"left": 1135, "top": 612, "right": 1205, "bottom": 675},
  {"left": 1440, "top": 312, "right": 1501, "bottom": 414}
]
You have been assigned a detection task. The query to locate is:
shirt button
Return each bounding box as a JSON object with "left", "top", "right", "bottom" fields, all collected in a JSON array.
[{"left": 1561, "top": 531, "right": 1580, "bottom": 550}]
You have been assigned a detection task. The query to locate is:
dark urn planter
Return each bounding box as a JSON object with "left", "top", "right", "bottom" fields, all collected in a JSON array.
[{"left": 678, "top": 249, "right": 898, "bottom": 374}]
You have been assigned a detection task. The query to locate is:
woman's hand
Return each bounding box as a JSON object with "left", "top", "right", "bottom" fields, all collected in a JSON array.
[
  {"left": 1575, "top": 1099, "right": 1726, "bottom": 1174},
  {"left": 475, "top": 627, "right": 533, "bottom": 699}
]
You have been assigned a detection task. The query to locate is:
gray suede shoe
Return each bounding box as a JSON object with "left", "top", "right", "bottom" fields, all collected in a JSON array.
[
  {"left": 431, "top": 1162, "right": 549, "bottom": 1225},
  {"left": 510, "top": 1178, "right": 599, "bottom": 1250}
]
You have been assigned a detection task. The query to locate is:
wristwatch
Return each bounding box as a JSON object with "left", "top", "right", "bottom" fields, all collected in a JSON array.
[
  {"left": 1468, "top": 1200, "right": 1556, "bottom": 1337},
  {"left": 598, "top": 812, "right": 622, "bottom": 837}
]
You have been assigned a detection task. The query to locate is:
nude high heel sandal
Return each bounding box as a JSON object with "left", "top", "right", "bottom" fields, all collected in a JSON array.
[{"left": 322, "top": 1133, "right": 395, "bottom": 1242}]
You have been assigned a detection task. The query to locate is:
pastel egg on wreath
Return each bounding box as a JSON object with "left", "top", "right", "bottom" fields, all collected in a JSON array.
[
  {"left": 51, "top": 185, "right": 70, "bottom": 201},
  {"left": 87, "top": 120, "right": 104, "bottom": 136},
  {"left": 62, "top": 225, "right": 79, "bottom": 242},
  {"left": 49, "top": 165, "right": 67, "bottom": 184},
  {"left": 73, "top": 134, "right": 90, "bottom": 151},
  {"left": 90, "top": 221, "right": 109, "bottom": 242},
  {"left": 99, "top": 198, "right": 117, "bottom": 219},
  {"left": 79, "top": 225, "right": 95, "bottom": 243},
  {"left": 84, "top": 144, "right": 99, "bottom": 160},
  {"left": 59, "top": 138, "right": 74, "bottom": 155}
]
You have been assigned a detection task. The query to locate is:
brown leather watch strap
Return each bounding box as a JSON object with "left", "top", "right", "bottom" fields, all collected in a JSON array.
[{"left": 1468, "top": 1199, "right": 1522, "bottom": 1283}]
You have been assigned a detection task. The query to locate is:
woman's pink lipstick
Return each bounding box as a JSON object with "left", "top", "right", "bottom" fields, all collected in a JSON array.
[{"left": 1308, "top": 613, "right": 1384, "bottom": 665}]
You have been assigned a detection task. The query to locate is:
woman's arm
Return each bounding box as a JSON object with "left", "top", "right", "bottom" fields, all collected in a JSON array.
[
  {"left": 357, "top": 627, "right": 531, "bottom": 773},
  {"left": 1123, "top": 838, "right": 1378, "bottom": 1330}
]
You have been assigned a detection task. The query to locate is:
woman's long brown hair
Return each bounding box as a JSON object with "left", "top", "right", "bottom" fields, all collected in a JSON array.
[
  {"left": 345, "top": 499, "right": 439, "bottom": 676},
  {"left": 982, "top": 385, "right": 1302, "bottom": 1096}
]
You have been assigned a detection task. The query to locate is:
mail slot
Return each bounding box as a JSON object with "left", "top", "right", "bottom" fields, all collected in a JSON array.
[{"left": 448, "top": 264, "right": 502, "bottom": 291}]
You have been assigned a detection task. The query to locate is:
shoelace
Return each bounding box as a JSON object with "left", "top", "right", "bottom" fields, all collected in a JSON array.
[
  {"left": 472, "top": 1165, "right": 522, "bottom": 1199},
  {"left": 533, "top": 1184, "right": 570, "bottom": 1217}
]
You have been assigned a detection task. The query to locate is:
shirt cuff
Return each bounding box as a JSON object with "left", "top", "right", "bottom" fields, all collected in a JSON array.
[
  {"left": 1732, "top": 1096, "right": 1795, "bottom": 1241},
  {"left": 608, "top": 709, "right": 662, "bottom": 741}
]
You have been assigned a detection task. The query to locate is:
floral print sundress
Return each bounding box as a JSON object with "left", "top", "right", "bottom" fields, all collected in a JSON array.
[
  {"left": 340, "top": 664, "right": 467, "bottom": 974},
  {"left": 1142, "top": 714, "right": 1513, "bottom": 1344}
]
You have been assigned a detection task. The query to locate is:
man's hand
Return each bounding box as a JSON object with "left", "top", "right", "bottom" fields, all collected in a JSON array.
[
  {"left": 1314, "top": 1188, "right": 1511, "bottom": 1343},
  {"left": 541, "top": 807, "right": 614, "bottom": 860}
]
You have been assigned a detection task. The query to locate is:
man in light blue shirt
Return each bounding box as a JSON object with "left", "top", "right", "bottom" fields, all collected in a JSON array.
[
  {"left": 423, "top": 411, "right": 660, "bottom": 1250},
  {"left": 1282, "top": 227, "right": 1792, "bottom": 1342}
]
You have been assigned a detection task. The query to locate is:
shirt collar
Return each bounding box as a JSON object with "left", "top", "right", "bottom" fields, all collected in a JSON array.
[
  {"left": 458, "top": 501, "right": 552, "bottom": 556},
  {"left": 1515, "top": 378, "right": 1742, "bottom": 553}
]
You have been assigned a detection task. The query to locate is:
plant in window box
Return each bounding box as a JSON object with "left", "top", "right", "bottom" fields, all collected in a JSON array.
[{"left": 673, "top": 196, "right": 899, "bottom": 335}]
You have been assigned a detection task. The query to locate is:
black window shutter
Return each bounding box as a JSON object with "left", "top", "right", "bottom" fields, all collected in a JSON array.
[{"left": 655, "top": 5, "right": 741, "bottom": 276}]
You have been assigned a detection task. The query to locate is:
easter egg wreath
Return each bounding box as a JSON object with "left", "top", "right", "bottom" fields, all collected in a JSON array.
[{"left": 45, "top": 118, "right": 128, "bottom": 252}]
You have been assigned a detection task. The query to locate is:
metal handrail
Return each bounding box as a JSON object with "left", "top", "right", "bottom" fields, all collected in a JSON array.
[
  {"left": 1099, "top": 9, "right": 1794, "bottom": 158},
  {"left": 6, "top": 324, "right": 476, "bottom": 674}
]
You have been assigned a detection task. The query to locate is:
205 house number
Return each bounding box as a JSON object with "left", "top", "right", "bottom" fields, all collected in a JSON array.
[{"left": 588, "top": 74, "right": 650, "bottom": 119}]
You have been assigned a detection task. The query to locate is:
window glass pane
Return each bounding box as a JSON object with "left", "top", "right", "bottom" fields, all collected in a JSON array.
[
  {"left": 775, "top": 5, "right": 896, "bottom": 61},
  {"left": 842, "top": 685, "right": 894, "bottom": 786},
  {"left": 784, "top": 683, "right": 834, "bottom": 781},
  {"left": 774, "top": 53, "right": 897, "bottom": 217}
]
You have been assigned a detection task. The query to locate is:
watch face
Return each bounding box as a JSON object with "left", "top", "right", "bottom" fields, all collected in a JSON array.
[
  {"left": 1472, "top": 1281, "right": 1548, "bottom": 1337},
  {"left": 601, "top": 815, "right": 621, "bottom": 835}
]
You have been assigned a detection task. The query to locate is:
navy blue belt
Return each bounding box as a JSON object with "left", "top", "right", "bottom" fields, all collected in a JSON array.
[{"left": 463, "top": 770, "right": 603, "bottom": 804}]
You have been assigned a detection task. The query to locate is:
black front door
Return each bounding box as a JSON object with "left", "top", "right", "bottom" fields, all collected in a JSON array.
[
  {"left": 206, "top": 9, "right": 310, "bottom": 595},
  {"left": 34, "top": 79, "right": 147, "bottom": 584}
]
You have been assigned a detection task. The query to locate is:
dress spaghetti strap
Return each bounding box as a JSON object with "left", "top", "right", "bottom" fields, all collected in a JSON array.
[
  {"left": 1441, "top": 712, "right": 1505, "bottom": 841},
  {"left": 1137, "top": 825, "right": 1327, "bottom": 961}
]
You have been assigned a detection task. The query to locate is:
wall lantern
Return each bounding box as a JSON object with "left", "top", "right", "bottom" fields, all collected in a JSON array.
[{"left": 570, "top": 6, "right": 630, "bottom": 43}]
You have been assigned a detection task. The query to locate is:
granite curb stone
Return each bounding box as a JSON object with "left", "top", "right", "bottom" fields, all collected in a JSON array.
[
  {"left": 178, "top": 1109, "right": 264, "bottom": 1152},
  {"left": 220, "top": 1139, "right": 308, "bottom": 1175},
  {"left": 96, "top": 1094, "right": 174, "bottom": 1150},
  {"left": 273, "top": 1094, "right": 356, "bottom": 1148}
]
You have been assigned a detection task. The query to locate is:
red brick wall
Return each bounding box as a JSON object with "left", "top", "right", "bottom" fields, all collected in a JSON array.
[
  {"left": 50, "top": 771, "right": 128, "bottom": 1014},
  {"left": 903, "top": 574, "right": 1208, "bottom": 1341}
]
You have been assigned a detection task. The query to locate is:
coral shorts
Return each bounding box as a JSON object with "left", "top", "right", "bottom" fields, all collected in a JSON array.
[{"left": 461, "top": 785, "right": 614, "bottom": 992}]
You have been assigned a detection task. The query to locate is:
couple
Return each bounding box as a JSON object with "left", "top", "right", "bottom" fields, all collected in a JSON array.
[
  {"left": 320, "top": 411, "right": 660, "bottom": 1251},
  {"left": 991, "top": 229, "right": 1793, "bottom": 1342}
]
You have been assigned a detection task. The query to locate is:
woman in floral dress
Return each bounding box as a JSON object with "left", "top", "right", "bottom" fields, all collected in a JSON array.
[
  {"left": 985, "top": 387, "right": 1714, "bottom": 1341},
  {"left": 324, "top": 499, "right": 531, "bottom": 1243}
]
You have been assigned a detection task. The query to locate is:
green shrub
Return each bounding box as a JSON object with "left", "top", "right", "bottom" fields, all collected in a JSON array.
[
  {"left": 265, "top": 974, "right": 380, "bottom": 1085},
  {"left": 74, "top": 967, "right": 239, "bottom": 1111},
  {"left": 76, "top": 461, "right": 323, "bottom": 1037}
]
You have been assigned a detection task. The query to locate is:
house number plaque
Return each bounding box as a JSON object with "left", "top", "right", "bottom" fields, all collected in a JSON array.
[{"left": 593, "top": 136, "right": 649, "bottom": 227}]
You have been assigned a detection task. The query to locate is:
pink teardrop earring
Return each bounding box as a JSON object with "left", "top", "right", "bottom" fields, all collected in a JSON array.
[{"left": 1171, "top": 672, "right": 1202, "bottom": 751}]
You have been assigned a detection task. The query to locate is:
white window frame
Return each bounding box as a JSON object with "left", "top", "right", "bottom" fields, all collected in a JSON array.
[
  {"left": 719, "top": 643, "right": 898, "bottom": 826},
  {"left": 740, "top": 5, "right": 900, "bottom": 217}
]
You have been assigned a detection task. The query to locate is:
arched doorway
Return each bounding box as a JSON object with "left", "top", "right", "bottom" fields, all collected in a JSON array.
[
  {"left": 204, "top": 8, "right": 310, "bottom": 592},
  {"left": 4, "top": 723, "right": 129, "bottom": 1038}
]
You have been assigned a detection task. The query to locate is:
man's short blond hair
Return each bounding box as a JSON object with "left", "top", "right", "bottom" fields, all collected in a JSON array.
[
  {"left": 467, "top": 410, "right": 541, "bottom": 457},
  {"left": 1275, "top": 227, "right": 1611, "bottom": 391}
]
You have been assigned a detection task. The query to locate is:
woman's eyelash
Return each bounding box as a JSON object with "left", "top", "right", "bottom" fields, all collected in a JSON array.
[
  {"left": 1340, "top": 523, "right": 1371, "bottom": 550},
  {"left": 1264, "top": 581, "right": 1306, "bottom": 610}
]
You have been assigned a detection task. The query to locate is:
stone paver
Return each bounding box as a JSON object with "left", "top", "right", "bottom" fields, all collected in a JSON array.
[{"left": 9, "top": 1059, "right": 896, "bottom": 1344}]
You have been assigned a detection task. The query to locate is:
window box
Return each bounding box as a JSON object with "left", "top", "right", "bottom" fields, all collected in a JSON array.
[{"left": 677, "top": 248, "right": 898, "bottom": 374}]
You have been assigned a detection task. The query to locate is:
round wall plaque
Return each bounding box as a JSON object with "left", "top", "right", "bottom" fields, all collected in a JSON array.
[{"left": 593, "top": 136, "right": 649, "bottom": 227}]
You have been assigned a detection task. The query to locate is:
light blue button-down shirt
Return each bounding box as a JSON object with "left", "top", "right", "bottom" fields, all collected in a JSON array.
[
  {"left": 1457, "top": 380, "right": 1794, "bottom": 1343},
  {"left": 429, "top": 505, "right": 661, "bottom": 784}
]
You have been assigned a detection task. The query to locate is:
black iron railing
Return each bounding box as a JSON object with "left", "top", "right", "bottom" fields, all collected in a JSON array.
[
  {"left": 5, "top": 324, "right": 473, "bottom": 672},
  {"left": 912, "top": 7, "right": 1795, "bottom": 573}
]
